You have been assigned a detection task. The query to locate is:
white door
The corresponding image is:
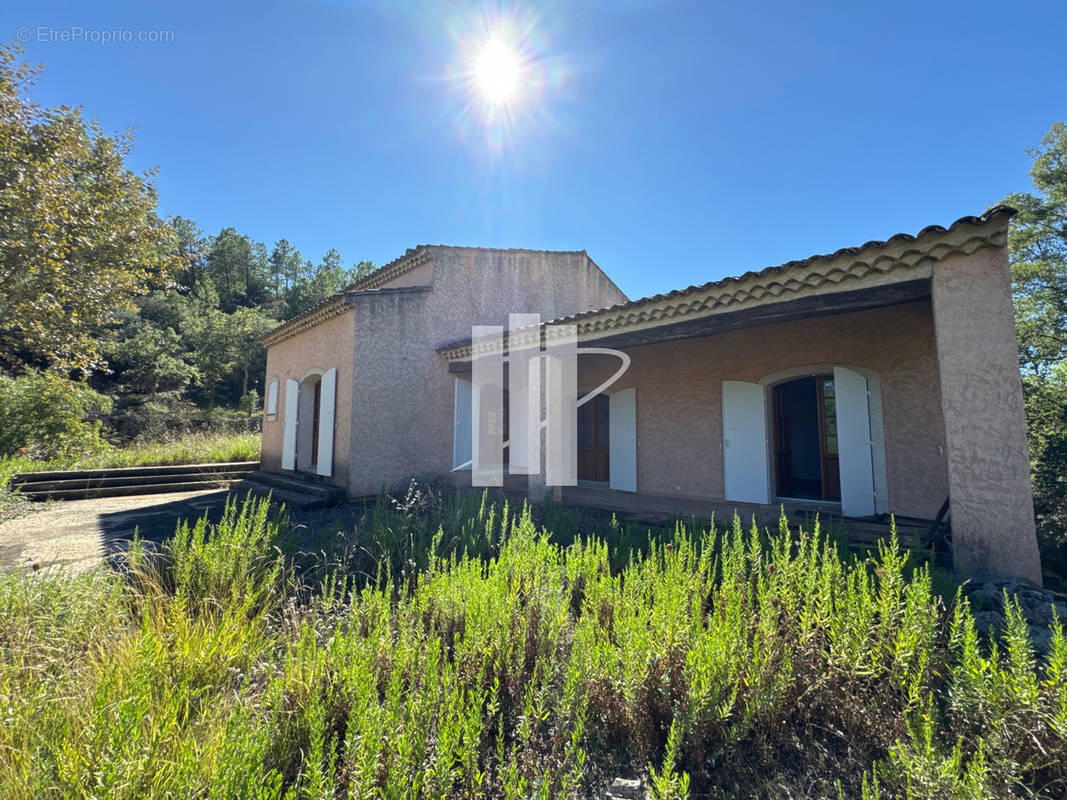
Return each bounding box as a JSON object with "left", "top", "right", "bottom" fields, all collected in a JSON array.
[
  {"left": 609, "top": 388, "right": 637, "bottom": 492},
  {"left": 834, "top": 366, "right": 876, "bottom": 517},
  {"left": 315, "top": 368, "right": 337, "bottom": 477},
  {"left": 722, "top": 381, "right": 769, "bottom": 504},
  {"left": 281, "top": 379, "right": 299, "bottom": 470},
  {"left": 453, "top": 377, "right": 473, "bottom": 470}
]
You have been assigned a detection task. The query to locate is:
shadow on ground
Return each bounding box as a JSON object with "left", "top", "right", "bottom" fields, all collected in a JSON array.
[{"left": 96, "top": 488, "right": 374, "bottom": 565}]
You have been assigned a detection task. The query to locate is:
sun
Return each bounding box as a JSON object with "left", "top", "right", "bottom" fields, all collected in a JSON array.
[{"left": 472, "top": 39, "right": 522, "bottom": 104}]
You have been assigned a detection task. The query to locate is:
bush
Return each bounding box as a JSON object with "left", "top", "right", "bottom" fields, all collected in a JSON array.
[
  {"left": 0, "top": 369, "right": 111, "bottom": 461},
  {"left": 1, "top": 492, "right": 1065, "bottom": 799}
]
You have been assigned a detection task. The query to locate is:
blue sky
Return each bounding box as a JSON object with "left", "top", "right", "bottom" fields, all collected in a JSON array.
[{"left": 6, "top": 0, "right": 1066, "bottom": 300}]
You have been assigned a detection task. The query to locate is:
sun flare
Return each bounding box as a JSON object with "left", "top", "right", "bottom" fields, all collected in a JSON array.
[{"left": 472, "top": 39, "right": 522, "bottom": 104}]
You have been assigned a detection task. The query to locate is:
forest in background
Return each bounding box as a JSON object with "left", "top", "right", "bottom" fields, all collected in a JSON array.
[{"left": 0, "top": 44, "right": 373, "bottom": 457}]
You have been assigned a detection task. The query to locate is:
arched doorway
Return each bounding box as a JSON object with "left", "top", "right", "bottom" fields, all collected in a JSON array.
[
  {"left": 296, "top": 373, "right": 322, "bottom": 473},
  {"left": 281, "top": 367, "right": 337, "bottom": 477},
  {"left": 771, "top": 374, "right": 840, "bottom": 502}
]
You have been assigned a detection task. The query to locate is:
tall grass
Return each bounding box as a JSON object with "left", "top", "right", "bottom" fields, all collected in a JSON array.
[
  {"left": 0, "top": 491, "right": 1064, "bottom": 799},
  {"left": 5, "top": 431, "right": 261, "bottom": 473}
]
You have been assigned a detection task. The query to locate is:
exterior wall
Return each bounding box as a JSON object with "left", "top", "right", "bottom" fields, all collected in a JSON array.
[
  {"left": 931, "top": 247, "right": 1042, "bottom": 585},
  {"left": 343, "top": 248, "right": 628, "bottom": 495},
  {"left": 577, "top": 300, "right": 950, "bottom": 519},
  {"left": 261, "top": 309, "right": 355, "bottom": 487}
]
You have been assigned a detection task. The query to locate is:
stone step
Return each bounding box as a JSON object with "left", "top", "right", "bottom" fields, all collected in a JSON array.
[
  {"left": 11, "top": 461, "right": 258, "bottom": 485},
  {"left": 13, "top": 469, "right": 254, "bottom": 494},
  {"left": 10, "top": 462, "right": 258, "bottom": 501},
  {"left": 18, "top": 479, "right": 236, "bottom": 501},
  {"left": 231, "top": 471, "right": 347, "bottom": 510}
]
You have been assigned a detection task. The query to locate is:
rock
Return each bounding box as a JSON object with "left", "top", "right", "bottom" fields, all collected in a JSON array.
[
  {"left": 963, "top": 579, "right": 1066, "bottom": 653},
  {"left": 607, "top": 777, "right": 644, "bottom": 800},
  {"left": 972, "top": 610, "right": 1003, "bottom": 637}
]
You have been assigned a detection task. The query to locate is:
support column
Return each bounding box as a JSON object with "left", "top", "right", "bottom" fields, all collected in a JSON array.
[{"left": 930, "top": 241, "right": 1042, "bottom": 585}]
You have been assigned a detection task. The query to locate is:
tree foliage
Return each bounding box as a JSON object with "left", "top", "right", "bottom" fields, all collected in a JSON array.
[
  {"left": 1004, "top": 122, "right": 1067, "bottom": 576},
  {"left": 0, "top": 370, "right": 111, "bottom": 460},
  {"left": 0, "top": 44, "right": 178, "bottom": 373}
]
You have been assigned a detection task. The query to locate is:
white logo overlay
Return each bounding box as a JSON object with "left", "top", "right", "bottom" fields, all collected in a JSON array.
[{"left": 461, "top": 313, "right": 630, "bottom": 487}]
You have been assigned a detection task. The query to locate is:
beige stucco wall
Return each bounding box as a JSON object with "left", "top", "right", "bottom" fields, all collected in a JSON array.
[
  {"left": 576, "top": 300, "right": 950, "bottom": 519},
  {"left": 931, "top": 246, "right": 1042, "bottom": 584},
  {"left": 261, "top": 309, "right": 355, "bottom": 487},
  {"left": 347, "top": 249, "right": 627, "bottom": 495}
]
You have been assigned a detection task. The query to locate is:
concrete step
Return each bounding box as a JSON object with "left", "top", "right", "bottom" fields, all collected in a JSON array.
[
  {"left": 10, "top": 462, "right": 258, "bottom": 501},
  {"left": 231, "top": 471, "right": 347, "bottom": 510},
  {"left": 18, "top": 479, "right": 236, "bottom": 501},
  {"left": 13, "top": 470, "right": 252, "bottom": 493},
  {"left": 11, "top": 461, "right": 258, "bottom": 485}
]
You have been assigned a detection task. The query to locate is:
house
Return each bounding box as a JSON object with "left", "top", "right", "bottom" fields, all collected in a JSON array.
[{"left": 258, "top": 207, "right": 1042, "bottom": 585}]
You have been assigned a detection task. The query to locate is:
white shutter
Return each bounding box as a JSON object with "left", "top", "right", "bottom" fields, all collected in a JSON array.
[
  {"left": 722, "top": 381, "right": 769, "bottom": 504},
  {"left": 609, "top": 388, "right": 637, "bottom": 492},
  {"left": 266, "top": 377, "right": 279, "bottom": 416},
  {"left": 281, "top": 379, "right": 299, "bottom": 470},
  {"left": 834, "top": 366, "right": 876, "bottom": 517},
  {"left": 315, "top": 368, "right": 337, "bottom": 477},
  {"left": 453, "top": 377, "right": 473, "bottom": 470}
]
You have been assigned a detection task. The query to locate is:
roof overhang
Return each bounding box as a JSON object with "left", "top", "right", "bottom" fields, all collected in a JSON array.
[{"left": 437, "top": 206, "right": 1013, "bottom": 367}]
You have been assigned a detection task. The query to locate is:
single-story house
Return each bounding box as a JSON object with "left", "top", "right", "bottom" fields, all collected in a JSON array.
[{"left": 259, "top": 207, "right": 1042, "bottom": 585}]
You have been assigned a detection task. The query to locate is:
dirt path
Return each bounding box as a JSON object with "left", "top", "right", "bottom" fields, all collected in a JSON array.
[
  {"left": 0, "top": 489, "right": 371, "bottom": 574},
  {"left": 0, "top": 489, "right": 236, "bottom": 573}
]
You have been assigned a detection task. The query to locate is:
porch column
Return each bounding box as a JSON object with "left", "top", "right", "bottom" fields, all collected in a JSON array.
[{"left": 930, "top": 241, "right": 1042, "bottom": 585}]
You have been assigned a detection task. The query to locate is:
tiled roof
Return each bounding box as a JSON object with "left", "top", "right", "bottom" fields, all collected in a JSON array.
[
  {"left": 542, "top": 206, "right": 1016, "bottom": 327},
  {"left": 435, "top": 206, "right": 1016, "bottom": 358}
]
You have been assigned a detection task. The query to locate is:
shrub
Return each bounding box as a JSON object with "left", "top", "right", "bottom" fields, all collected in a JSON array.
[
  {"left": 0, "top": 369, "right": 111, "bottom": 461},
  {"left": 1, "top": 492, "right": 1065, "bottom": 798}
]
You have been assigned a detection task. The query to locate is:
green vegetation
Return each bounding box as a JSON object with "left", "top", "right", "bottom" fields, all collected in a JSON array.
[
  {"left": 1005, "top": 122, "right": 1067, "bottom": 580},
  {"left": 1, "top": 491, "right": 1064, "bottom": 799},
  {"left": 2, "top": 431, "right": 260, "bottom": 474},
  {"left": 0, "top": 44, "right": 374, "bottom": 457}
]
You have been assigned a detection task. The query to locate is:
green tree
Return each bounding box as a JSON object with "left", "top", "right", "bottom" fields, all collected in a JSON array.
[
  {"left": 181, "top": 299, "right": 274, "bottom": 408},
  {"left": 0, "top": 44, "right": 177, "bottom": 373},
  {"left": 268, "top": 238, "right": 304, "bottom": 295},
  {"left": 172, "top": 217, "right": 208, "bottom": 291},
  {"left": 103, "top": 321, "right": 198, "bottom": 396},
  {"left": 206, "top": 227, "right": 270, "bottom": 311},
  {"left": 1003, "top": 121, "right": 1067, "bottom": 576},
  {"left": 0, "top": 370, "right": 111, "bottom": 460},
  {"left": 284, "top": 252, "right": 375, "bottom": 319}
]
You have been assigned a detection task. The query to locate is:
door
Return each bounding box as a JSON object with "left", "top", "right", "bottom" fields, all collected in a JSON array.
[
  {"left": 772, "top": 375, "right": 840, "bottom": 502},
  {"left": 722, "top": 380, "right": 769, "bottom": 504},
  {"left": 834, "top": 366, "right": 876, "bottom": 517},
  {"left": 310, "top": 379, "right": 321, "bottom": 468},
  {"left": 577, "top": 393, "right": 610, "bottom": 482}
]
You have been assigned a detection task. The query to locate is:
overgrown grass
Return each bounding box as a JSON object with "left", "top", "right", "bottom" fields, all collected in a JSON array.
[
  {"left": 4, "top": 431, "right": 261, "bottom": 473},
  {"left": 1, "top": 490, "right": 1064, "bottom": 799}
]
